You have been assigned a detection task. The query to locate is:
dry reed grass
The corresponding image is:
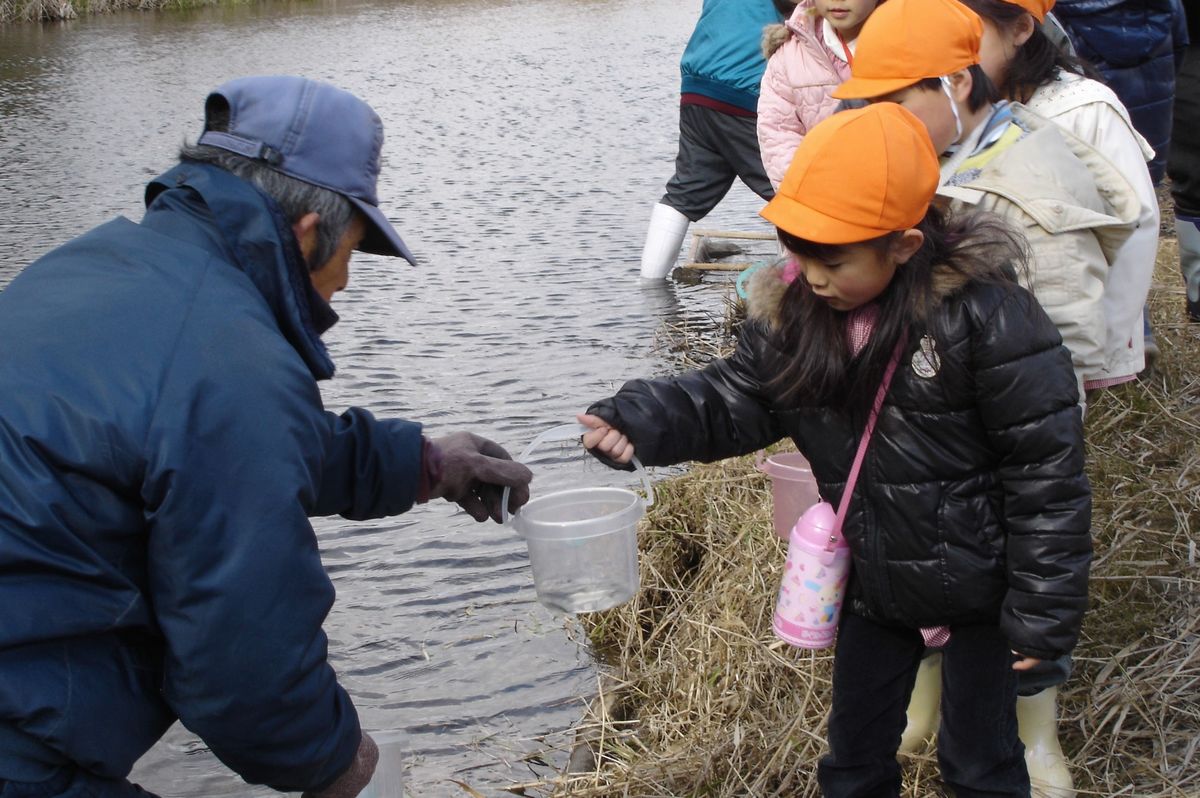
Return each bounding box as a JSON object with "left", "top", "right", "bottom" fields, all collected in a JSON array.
[
  {"left": 0, "top": 0, "right": 215, "bottom": 24},
  {"left": 512, "top": 232, "right": 1200, "bottom": 797}
]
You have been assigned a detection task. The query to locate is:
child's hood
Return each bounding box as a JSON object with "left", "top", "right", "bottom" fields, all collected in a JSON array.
[
  {"left": 938, "top": 103, "right": 1141, "bottom": 266},
  {"left": 743, "top": 256, "right": 977, "bottom": 331},
  {"left": 762, "top": 0, "right": 822, "bottom": 60},
  {"left": 743, "top": 261, "right": 794, "bottom": 328},
  {"left": 1028, "top": 72, "right": 1155, "bottom": 163}
]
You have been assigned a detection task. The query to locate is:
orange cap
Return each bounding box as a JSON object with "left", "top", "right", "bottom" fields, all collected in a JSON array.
[
  {"left": 832, "top": 0, "right": 984, "bottom": 100},
  {"left": 1001, "top": 0, "right": 1054, "bottom": 22},
  {"left": 759, "top": 103, "right": 939, "bottom": 244}
]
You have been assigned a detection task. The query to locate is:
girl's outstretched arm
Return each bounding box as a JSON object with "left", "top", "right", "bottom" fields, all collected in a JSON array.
[
  {"left": 584, "top": 321, "right": 783, "bottom": 468},
  {"left": 577, "top": 413, "right": 635, "bottom": 465}
]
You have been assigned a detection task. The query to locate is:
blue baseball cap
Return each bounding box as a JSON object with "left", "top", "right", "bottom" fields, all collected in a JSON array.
[{"left": 198, "top": 75, "right": 415, "bottom": 264}]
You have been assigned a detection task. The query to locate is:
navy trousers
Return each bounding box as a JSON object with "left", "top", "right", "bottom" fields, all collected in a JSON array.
[
  {"left": 661, "top": 103, "right": 774, "bottom": 221},
  {"left": 817, "top": 613, "right": 1030, "bottom": 798}
]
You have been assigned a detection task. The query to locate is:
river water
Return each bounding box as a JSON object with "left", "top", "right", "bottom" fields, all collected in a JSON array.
[{"left": 0, "top": 2, "right": 775, "bottom": 794}]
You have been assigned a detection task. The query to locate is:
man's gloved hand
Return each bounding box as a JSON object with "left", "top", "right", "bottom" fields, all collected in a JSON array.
[
  {"left": 302, "top": 731, "right": 378, "bottom": 798},
  {"left": 430, "top": 432, "right": 532, "bottom": 523}
]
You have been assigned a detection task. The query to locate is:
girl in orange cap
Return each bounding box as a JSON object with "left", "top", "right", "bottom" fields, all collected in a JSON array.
[
  {"left": 964, "top": 0, "right": 1160, "bottom": 394},
  {"left": 834, "top": 2, "right": 1143, "bottom": 793},
  {"left": 577, "top": 101, "right": 1090, "bottom": 798}
]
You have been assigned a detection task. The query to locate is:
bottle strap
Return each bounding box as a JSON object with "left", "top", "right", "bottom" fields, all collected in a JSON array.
[{"left": 827, "top": 335, "right": 907, "bottom": 550}]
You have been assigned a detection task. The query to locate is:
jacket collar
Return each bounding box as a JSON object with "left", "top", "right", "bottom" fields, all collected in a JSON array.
[
  {"left": 143, "top": 162, "right": 337, "bottom": 380},
  {"left": 935, "top": 103, "right": 1139, "bottom": 260}
]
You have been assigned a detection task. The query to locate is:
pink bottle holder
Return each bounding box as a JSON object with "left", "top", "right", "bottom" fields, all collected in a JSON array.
[{"left": 772, "top": 502, "right": 850, "bottom": 649}]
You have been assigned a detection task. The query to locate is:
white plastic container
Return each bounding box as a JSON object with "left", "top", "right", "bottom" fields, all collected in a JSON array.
[
  {"left": 504, "top": 423, "right": 653, "bottom": 614},
  {"left": 355, "top": 732, "right": 406, "bottom": 798}
]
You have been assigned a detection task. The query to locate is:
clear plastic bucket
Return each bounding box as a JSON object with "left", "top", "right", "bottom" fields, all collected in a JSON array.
[
  {"left": 504, "top": 423, "right": 653, "bottom": 614},
  {"left": 758, "top": 451, "right": 820, "bottom": 540}
]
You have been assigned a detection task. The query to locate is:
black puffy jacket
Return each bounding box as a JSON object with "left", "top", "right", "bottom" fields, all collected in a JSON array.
[{"left": 589, "top": 264, "right": 1092, "bottom": 660}]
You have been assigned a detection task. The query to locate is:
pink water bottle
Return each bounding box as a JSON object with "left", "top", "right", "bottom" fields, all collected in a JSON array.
[{"left": 773, "top": 501, "right": 851, "bottom": 649}]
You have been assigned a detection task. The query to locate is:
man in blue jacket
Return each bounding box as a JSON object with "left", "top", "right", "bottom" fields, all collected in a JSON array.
[{"left": 0, "top": 76, "right": 533, "bottom": 798}]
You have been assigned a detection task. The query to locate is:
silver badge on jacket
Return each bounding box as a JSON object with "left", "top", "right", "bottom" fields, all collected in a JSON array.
[{"left": 912, "top": 335, "right": 940, "bottom": 379}]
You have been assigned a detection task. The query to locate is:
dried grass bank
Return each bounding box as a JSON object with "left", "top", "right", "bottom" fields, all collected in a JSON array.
[
  {"left": 1, "top": 0, "right": 221, "bottom": 24},
  {"left": 516, "top": 234, "right": 1199, "bottom": 797}
]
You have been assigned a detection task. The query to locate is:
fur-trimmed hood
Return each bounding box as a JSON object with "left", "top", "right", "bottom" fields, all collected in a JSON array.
[
  {"left": 761, "top": 20, "right": 792, "bottom": 60},
  {"left": 742, "top": 249, "right": 993, "bottom": 331},
  {"left": 761, "top": 0, "right": 821, "bottom": 60}
]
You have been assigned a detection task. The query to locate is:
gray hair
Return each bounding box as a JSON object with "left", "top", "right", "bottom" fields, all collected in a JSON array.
[{"left": 177, "top": 141, "right": 356, "bottom": 273}]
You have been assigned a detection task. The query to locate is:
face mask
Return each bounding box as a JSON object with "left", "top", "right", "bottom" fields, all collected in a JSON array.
[{"left": 939, "top": 75, "right": 964, "bottom": 144}]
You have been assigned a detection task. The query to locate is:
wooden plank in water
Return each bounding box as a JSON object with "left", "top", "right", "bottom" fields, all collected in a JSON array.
[
  {"left": 679, "top": 261, "right": 754, "bottom": 271},
  {"left": 689, "top": 229, "right": 776, "bottom": 241}
]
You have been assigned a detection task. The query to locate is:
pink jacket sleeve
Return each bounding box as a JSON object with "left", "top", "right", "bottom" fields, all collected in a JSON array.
[{"left": 758, "top": 51, "right": 809, "bottom": 189}]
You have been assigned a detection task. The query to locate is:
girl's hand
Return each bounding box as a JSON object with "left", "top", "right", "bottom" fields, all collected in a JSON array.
[
  {"left": 577, "top": 413, "right": 635, "bottom": 464},
  {"left": 1011, "top": 652, "right": 1042, "bottom": 671}
]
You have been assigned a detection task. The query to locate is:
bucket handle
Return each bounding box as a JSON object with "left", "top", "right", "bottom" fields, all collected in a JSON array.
[{"left": 502, "top": 422, "right": 655, "bottom": 525}]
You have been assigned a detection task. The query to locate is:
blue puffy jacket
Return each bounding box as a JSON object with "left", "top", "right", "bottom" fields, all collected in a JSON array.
[
  {"left": 1055, "top": 0, "right": 1189, "bottom": 182},
  {"left": 679, "top": 0, "right": 785, "bottom": 112},
  {"left": 0, "top": 163, "right": 423, "bottom": 791}
]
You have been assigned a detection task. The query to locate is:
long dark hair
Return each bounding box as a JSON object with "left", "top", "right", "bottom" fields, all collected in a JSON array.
[
  {"left": 958, "top": 0, "right": 1100, "bottom": 103},
  {"left": 765, "top": 207, "right": 1028, "bottom": 417},
  {"left": 772, "top": 0, "right": 797, "bottom": 17}
]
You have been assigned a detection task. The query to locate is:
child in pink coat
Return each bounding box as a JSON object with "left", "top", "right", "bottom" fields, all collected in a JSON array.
[{"left": 757, "top": 0, "right": 882, "bottom": 188}]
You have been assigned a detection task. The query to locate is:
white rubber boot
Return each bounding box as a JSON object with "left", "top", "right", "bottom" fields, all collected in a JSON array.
[
  {"left": 898, "top": 653, "right": 942, "bottom": 754},
  {"left": 1177, "top": 215, "right": 1200, "bottom": 321},
  {"left": 1017, "top": 687, "right": 1075, "bottom": 798},
  {"left": 639, "top": 202, "right": 690, "bottom": 279}
]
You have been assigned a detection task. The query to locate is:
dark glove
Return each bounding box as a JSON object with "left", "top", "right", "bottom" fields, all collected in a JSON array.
[
  {"left": 430, "top": 432, "right": 533, "bottom": 523},
  {"left": 302, "top": 731, "right": 378, "bottom": 798}
]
